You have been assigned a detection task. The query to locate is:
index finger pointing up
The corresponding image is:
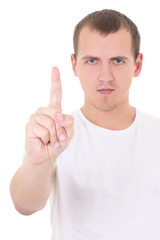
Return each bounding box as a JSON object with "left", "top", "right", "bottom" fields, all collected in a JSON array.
[{"left": 49, "top": 67, "right": 62, "bottom": 111}]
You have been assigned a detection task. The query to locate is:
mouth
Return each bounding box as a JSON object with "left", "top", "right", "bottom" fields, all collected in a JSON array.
[{"left": 97, "top": 88, "right": 114, "bottom": 95}]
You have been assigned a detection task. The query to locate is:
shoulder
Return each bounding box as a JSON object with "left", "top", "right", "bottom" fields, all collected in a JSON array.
[
  {"left": 138, "top": 109, "right": 160, "bottom": 134},
  {"left": 139, "top": 110, "right": 160, "bottom": 124}
]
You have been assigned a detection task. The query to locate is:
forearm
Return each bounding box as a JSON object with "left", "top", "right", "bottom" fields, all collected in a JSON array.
[
  {"left": 10, "top": 67, "right": 74, "bottom": 215},
  {"left": 10, "top": 155, "right": 55, "bottom": 215}
]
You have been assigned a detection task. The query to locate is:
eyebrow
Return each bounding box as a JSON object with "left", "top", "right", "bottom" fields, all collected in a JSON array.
[
  {"left": 82, "top": 55, "right": 99, "bottom": 61},
  {"left": 111, "top": 56, "right": 129, "bottom": 61},
  {"left": 82, "top": 55, "right": 129, "bottom": 61}
]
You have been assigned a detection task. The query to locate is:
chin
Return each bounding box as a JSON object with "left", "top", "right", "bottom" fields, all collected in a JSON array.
[{"left": 94, "top": 103, "right": 118, "bottom": 112}]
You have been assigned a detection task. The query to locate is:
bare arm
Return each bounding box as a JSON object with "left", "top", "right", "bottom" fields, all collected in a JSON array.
[
  {"left": 10, "top": 67, "right": 74, "bottom": 215},
  {"left": 10, "top": 155, "right": 55, "bottom": 215}
]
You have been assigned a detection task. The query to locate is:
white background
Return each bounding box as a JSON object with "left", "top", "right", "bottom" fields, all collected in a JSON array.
[{"left": 1, "top": 0, "right": 160, "bottom": 239}]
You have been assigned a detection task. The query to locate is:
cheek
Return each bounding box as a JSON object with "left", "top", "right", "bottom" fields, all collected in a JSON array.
[
  {"left": 78, "top": 67, "right": 96, "bottom": 91},
  {"left": 115, "top": 68, "right": 133, "bottom": 90},
  {"left": 80, "top": 77, "right": 92, "bottom": 93}
]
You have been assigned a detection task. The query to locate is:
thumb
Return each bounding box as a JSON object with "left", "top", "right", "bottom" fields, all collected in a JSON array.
[{"left": 54, "top": 113, "right": 74, "bottom": 140}]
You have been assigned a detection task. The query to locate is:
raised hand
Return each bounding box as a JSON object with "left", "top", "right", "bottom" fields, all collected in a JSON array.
[{"left": 25, "top": 67, "right": 74, "bottom": 164}]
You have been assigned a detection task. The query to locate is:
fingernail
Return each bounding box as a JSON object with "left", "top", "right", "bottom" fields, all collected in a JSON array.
[
  {"left": 59, "top": 134, "right": 66, "bottom": 141},
  {"left": 58, "top": 113, "right": 63, "bottom": 121},
  {"left": 54, "top": 142, "right": 60, "bottom": 149}
]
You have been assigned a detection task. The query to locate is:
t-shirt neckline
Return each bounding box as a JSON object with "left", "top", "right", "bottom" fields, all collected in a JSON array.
[{"left": 76, "top": 108, "right": 140, "bottom": 136}]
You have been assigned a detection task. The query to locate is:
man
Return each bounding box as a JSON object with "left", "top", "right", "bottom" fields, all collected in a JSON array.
[{"left": 10, "top": 9, "right": 160, "bottom": 239}]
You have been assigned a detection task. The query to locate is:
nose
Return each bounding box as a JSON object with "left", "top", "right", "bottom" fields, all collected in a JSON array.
[{"left": 98, "top": 63, "right": 114, "bottom": 82}]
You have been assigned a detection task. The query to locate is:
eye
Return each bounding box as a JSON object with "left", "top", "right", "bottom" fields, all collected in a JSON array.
[
  {"left": 114, "top": 59, "right": 124, "bottom": 65},
  {"left": 87, "top": 59, "right": 97, "bottom": 64}
]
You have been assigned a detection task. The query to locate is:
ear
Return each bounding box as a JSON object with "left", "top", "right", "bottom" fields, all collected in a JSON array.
[
  {"left": 71, "top": 54, "right": 78, "bottom": 77},
  {"left": 134, "top": 53, "right": 143, "bottom": 77}
]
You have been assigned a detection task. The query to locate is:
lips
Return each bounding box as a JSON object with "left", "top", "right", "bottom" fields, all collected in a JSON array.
[{"left": 97, "top": 88, "right": 114, "bottom": 95}]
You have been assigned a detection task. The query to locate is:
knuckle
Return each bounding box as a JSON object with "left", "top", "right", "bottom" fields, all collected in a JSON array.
[
  {"left": 48, "top": 107, "right": 57, "bottom": 119},
  {"left": 46, "top": 118, "right": 55, "bottom": 129},
  {"left": 54, "top": 87, "right": 62, "bottom": 95},
  {"left": 41, "top": 128, "right": 49, "bottom": 143},
  {"left": 41, "top": 128, "right": 48, "bottom": 137},
  {"left": 51, "top": 135, "right": 58, "bottom": 144},
  {"left": 29, "top": 113, "right": 35, "bottom": 120},
  {"left": 29, "top": 114, "right": 36, "bottom": 123},
  {"left": 36, "top": 107, "right": 43, "bottom": 114},
  {"left": 48, "top": 106, "right": 54, "bottom": 112},
  {"left": 37, "top": 106, "right": 56, "bottom": 119}
]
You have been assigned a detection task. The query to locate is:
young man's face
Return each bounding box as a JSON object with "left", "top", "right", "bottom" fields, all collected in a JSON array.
[{"left": 71, "top": 27, "right": 143, "bottom": 113}]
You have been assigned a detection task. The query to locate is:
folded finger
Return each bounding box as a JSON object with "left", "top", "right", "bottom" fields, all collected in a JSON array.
[
  {"left": 27, "top": 119, "right": 50, "bottom": 145},
  {"left": 34, "top": 114, "right": 58, "bottom": 147}
]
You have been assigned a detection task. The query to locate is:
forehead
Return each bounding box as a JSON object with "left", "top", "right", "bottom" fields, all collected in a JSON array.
[{"left": 77, "top": 27, "right": 133, "bottom": 57}]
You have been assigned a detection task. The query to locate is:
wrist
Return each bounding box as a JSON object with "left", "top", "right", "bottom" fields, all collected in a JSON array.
[{"left": 22, "top": 155, "right": 55, "bottom": 182}]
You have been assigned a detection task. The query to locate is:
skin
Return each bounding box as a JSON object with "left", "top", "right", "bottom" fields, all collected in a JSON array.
[
  {"left": 71, "top": 27, "right": 143, "bottom": 130},
  {"left": 10, "top": 67, "right": 74, "bottom": 215},
  {"left": 10, "top": 26, "right": 143, "bottom": 215}
]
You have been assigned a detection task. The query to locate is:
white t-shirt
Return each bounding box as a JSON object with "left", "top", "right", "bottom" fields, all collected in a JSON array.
[{"left": 50, "top": 109, "right": 160, "bottom": 240}]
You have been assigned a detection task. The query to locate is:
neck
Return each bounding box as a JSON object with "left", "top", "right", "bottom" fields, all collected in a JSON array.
[{"left": 81, "top": 101, "right": 136, "bottom": 130}]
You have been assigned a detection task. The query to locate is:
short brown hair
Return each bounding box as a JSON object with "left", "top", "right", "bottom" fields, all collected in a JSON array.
[{"left": 73, "top": 9, "right": 141, "bottom": 61}]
